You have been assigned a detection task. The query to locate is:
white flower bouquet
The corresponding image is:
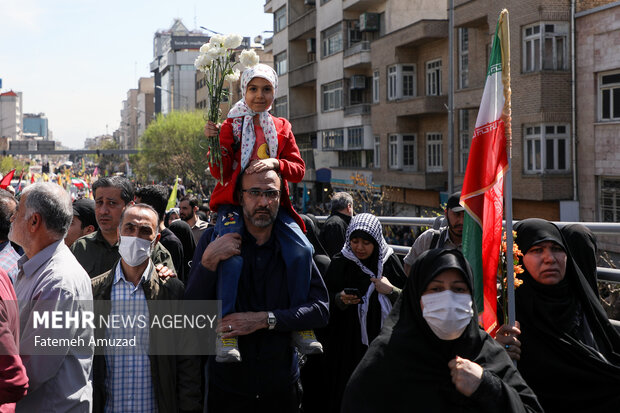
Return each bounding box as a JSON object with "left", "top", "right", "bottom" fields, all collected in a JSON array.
[{"left": 195, "top": 33, "right": 260, "bottom": 179}]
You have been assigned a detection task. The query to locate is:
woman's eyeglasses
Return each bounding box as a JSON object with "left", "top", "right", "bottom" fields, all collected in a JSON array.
[{"left": 241, "top": 189, "right": 281, "bottom": 201}]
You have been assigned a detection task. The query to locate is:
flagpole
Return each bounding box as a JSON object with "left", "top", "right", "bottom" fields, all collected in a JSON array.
[{"left": 499, "top": 9, "right": 515, "bottom": 328}]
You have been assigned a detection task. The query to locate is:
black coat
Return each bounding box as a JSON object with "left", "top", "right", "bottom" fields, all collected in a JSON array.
[
  {"left": 320, "top": 212, "right": 351, "bottom": 258},
  {"left": 342, "top": 249, "right": 543, "bottom": 413}
]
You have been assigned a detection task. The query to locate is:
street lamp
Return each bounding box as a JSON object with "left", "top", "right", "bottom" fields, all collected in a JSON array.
[{"left": 156, "top": 85, "right": 189, "bottom": 111}]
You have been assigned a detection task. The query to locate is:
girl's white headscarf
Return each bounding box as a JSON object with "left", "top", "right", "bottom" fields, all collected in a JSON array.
[
  {"left": 341, "top": 213, "right": 395, "bottom": 345},
  {"left": 227, "top": 64, "right": 279, "bottom": 170}
]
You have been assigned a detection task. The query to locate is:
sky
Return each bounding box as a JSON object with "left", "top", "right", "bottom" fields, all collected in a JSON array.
[{"left": 0, "top": 0, "right": 273, "bottom": 149}]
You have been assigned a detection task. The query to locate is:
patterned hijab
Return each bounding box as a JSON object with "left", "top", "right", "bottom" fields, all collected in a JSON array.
[
  {"left": 341, "top": 213, "right": 394, "bottom": 345},
  {"left": 227, "top": 63, "right": 279, "bottom": 170}
]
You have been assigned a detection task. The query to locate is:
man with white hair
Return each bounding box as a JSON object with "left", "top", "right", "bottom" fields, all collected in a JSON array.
[{"left": 11, "top": 183, "right": 93, "bottom": 412}]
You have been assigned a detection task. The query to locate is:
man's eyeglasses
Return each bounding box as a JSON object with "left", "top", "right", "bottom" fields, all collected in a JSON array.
[{"left": 241, "top": 189, "right": 281, "bottom": 201}]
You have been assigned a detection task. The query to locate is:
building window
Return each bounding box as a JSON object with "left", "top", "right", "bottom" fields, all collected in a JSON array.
[
  {"left": 274, "top": 52, "right": 287, "bottom": 75},
  {"left": 601, "top": 178, "right": 620, "bottom": 222},
  {"left": 322, "top": 128, "right": 344, "bottom": 149},
  {"left": 274, "top": 6, "right": 286, "bottom": 33},
  {"left": 389, "top": 135, "right": 400, "bottom": 169},
  {"left": 387, "top": 64, "right": 416, "bottom": 101},
  {"left": 426, "top": 60, "right": 442, "bottom": 96},
  {"left": 459, "top": 28, "right": 469, "bottom": 89},
  {"left": 599, "top": 71, "right": 620, "bottom": 121},
  {"left": 373, "top": 136, "right": 380, "bottom": 168},
  {"left": 372, "top": 70, "right": 380, "bottom": 103},
  {"left": 524, "top": 124, "right": 570, "bottom": 173},
  {"left": 322, "top": 24, "right": 343, "bottom": 58},
  {"left": 387, "top": 66, "right": 398, "bottom": 101},
  {"left": 347, "top": 20, "right": 362, "bottom": 47},
  {"left": 426, "top": 133, "right": 443, "bottom": 172},
  {"left": 322, "top": 80, "right": 343, "bottom": 111},
  {"left": 523, "top": 23, "right": 568, "bottom": 72},
  {"left": 402, "top": 134, "right": 416, "bottom": 170},
  {"left": 347, "top": 127, "right": 363, "bottom": 149},
  {"left": 459, "top": 109, "right": 470, "bottom": 173},
  {"left": 273, "top": 96, "right": 288, "bottom": 118},
  {"left": 338, "top": 151, "right": 362, "bottom": 168}
]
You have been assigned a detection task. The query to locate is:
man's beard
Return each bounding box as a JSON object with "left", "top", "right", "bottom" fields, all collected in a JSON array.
[{"left": 246, "top": 207, "right": 277, "bottom": 228}]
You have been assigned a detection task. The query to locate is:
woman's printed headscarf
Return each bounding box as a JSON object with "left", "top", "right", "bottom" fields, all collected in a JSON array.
[
  {"left": 341, "top": 213, "right": 394, "bottom": 345},
  {"left": 227, "top": 63, "right": 279, "bottom": 170}
]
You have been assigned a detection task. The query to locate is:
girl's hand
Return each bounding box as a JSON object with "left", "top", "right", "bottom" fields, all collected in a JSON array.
[
  {"left": 371, "top": 276, "right": 395, "bottom": 295},
  {"left": 246, "top": 159, "right": 279, "bottom": 174},
  {"left": 204, "top": 121, "right": 220, "bottom": 137}
]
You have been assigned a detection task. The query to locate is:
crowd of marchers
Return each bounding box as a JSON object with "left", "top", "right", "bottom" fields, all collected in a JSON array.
[{"left": 0, "top": 61, "right": 619, "bottom": 413}]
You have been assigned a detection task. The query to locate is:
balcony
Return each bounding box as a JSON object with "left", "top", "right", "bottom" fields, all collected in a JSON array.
[
  {"left": 289, "top": 9, "right": 316, "bottom": 40},
  {"left": 342, "top": 0, "right": 382, "bottom": 11},
  {"left": 343, "top": 41, "right": 371, "bottom": 69},
  {"left": 389, "top": 95, "right": 448, "bottom": 117},
  {"left": 289, "top": 113, "right": 317, "bottom": 135},
  {"left": 264, "top": 0, "right": 272, "bottom": 13},
  {"left": 344, "top": 103, "right": 370, "bottom": 117},
  {"left": 289, "top": 61, "right": 317, "bottom": 87}
]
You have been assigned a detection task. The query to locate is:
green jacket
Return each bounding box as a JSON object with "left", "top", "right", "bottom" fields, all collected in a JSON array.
[
  {"left": 71, "top": 229, "right": 176, "bottom": 278},
  {"left": 91, "top": 261, "right": 202, "bottom": 412}
]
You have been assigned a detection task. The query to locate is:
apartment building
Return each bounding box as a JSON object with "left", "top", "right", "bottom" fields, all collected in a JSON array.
[
  {"left": 265, "top": 0, "right": 618, "bottom": 226},
  {"left": 576, "top": 0, "right": 620, "bottom": 252}
]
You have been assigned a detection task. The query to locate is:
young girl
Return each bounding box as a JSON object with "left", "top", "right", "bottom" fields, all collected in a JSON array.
[{"left": 205, "top": 63, "right": 321, "bottom": 362}]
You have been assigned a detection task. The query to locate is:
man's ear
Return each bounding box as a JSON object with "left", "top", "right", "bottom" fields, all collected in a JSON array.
[
  {"left": 83, "top": 225, "right": 96, "bottom": 235},
  {"left": 28, "top": 212, "right": 42, "bottom": 233}
]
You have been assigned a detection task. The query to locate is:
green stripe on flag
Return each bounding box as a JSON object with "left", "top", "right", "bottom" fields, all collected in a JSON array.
[
  {"left": 462, "top": 213, "right": 483, "bottom": 311},
  {"left": 486, "top": 21, "right": 503, "bottom": 77}
]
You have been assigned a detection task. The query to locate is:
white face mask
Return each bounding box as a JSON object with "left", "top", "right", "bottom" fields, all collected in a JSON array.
[
  {"left": 421, "top": 290, "right": 474, "bottom": 340},
  {"left": 119, "top": 235, "right": 153, "bottom": 267}
]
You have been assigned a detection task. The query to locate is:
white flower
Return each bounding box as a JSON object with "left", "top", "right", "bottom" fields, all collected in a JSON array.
[
  {"left": 206, "top": 45, "right": 226, "bottom": 60},
  {"left": 223, "top": 34, "right": 243, "bottom": 49},
  {"left": 194, "top": 54, "right": 213, "bottom": 71},
  {"left": 225, "top": 69, "right": 240, "bottom": 83},
  {"left": 209, "top": 34, "right": 225, "bottom": 47},
  {"left": 239, "top": 49, "right": 259, "bottom": 68},
  {"left": 199, "top": 43, "right": 211, "bottom": 53}
]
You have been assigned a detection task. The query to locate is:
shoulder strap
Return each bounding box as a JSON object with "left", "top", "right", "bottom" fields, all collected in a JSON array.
[{"left": 429, "top": 230, "right": 441, "bottom": 249}]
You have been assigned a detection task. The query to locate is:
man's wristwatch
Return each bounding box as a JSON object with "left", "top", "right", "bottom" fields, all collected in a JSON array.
[{"left": 267, "top": 311, "right": 276, "bottom": 330}]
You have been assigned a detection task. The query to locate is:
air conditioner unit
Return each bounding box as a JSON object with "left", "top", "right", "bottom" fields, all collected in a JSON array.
[
  {"left": 350, "top": 75, "right": 366, "bottom": 90},
  {"left": 306, "top": 38, "right": 316, "bottom": 54},
  {"left": 304, "top": 0, "right": 315, "bottom": 5},
  {"left": 359, "top": 13, "right": 379, "bottom": 32}
]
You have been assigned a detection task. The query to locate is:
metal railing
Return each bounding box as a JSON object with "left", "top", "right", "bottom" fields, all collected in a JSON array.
[{"left": 315, "top": 215, "right": 620, "bottom": 282}]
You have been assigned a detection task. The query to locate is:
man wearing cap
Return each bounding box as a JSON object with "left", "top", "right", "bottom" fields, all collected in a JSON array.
[
  {"left": 65, "top": 198, "right": 99, "bottom": 247},
  {"left": 403, "top": 191, "right": 464, "bottom": 275}
]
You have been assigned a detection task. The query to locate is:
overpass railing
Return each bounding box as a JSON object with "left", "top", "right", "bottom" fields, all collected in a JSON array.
[{"left": 315, "top": 216, "right": 620, "bottom": 283}]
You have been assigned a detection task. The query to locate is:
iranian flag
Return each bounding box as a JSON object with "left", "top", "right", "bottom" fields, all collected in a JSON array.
[{"left": 461, "top": 10, "right": 511, "bottom": 334}]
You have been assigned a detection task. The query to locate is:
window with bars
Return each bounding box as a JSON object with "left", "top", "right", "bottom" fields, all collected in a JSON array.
[
  {"left": 274, "top": 6, "right": 286, "bottom": 33},
  {"left": 322, "top": 80, "right": 343, "bottom": 111},
  {"left": 599, "top": 71, "right": 620, "bottom": 121},
  {"left": 347, "top": 127, "right": 363, "bottom": 149},
  {"left": 273, "top": 96, "right": 288, "bottom": 118},
  {"left": 601, "top": 178, "right": 620, "bottom": 222},
  {"left": 322, "top": 128, "right": 344, "bottom": 149},
  {"left": 523, "top": 23, "right": 568, "bottom": 72},
  {"left": 459, "top": 28, "right": 469, "bottom": 89},
  {"left": 338, "top": 151, "right": 362, "bottom": 167},
  {"left": 274, "top": 52, "right": 287, "bottom": 75},
  {"left": 426, "top": 133, "right": 443, "bottom": 171},
  {"left": 322, "top": 24, "right": 343, "bottom": 58},
  {"left": 426, "top": 60, "right": 442, "bottom": 96},
  {"left": 459, "top": 109, "right": 470, "bottom": 173},
  {"left": 524, "top": 124, "right": 570, "bottom": 173}
]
